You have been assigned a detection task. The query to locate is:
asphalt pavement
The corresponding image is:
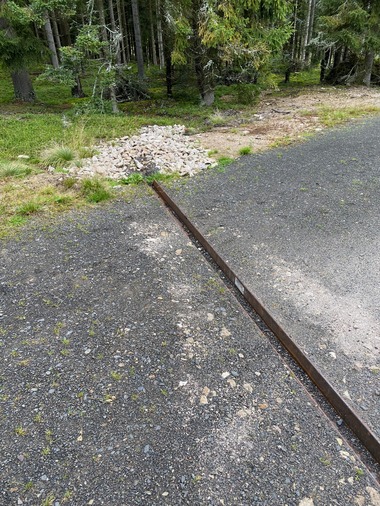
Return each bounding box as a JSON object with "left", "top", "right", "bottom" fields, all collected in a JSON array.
[
  {"left": 1, "top": 187, "right": 379, "bottom": 505},
  {"left": 162, "top": 115, "right": 380, "bottom": 448}
]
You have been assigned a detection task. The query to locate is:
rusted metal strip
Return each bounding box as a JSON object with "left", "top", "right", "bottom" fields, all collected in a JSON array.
[{"left": 153, "top": 180, "right": 380, "bottom": 464}]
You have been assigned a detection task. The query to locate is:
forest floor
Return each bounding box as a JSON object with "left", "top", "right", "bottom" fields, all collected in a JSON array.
[{"left": 195, "top": 85, "right": 380, "bottom": 158}]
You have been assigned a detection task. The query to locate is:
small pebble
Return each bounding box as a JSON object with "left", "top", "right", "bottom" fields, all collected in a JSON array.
[{"left": 200, "top": 395, "right": 208, "bottom": 405}]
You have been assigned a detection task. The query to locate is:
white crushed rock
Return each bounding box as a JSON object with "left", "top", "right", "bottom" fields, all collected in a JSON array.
[{"left": 69, "top": 124, "right": 216, "bottom": 179}]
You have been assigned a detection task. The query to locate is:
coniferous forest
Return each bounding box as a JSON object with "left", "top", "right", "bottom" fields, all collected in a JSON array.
[{"left": 1, "top": 0, "right": 379, "bottom": 106}]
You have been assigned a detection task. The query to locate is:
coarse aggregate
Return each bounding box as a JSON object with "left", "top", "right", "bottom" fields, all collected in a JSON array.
[
  {"left": 1, "top": 188, "right": 379, "bottom": 505},
  {"left": 66, "top": 125, "right": 215, "bottom": 179},
  {"left": 162, "top": 116, "right": 380, "bottom": 444}
]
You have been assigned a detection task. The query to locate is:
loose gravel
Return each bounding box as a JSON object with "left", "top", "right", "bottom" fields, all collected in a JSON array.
[{"left": 68, "top": 125, "right": 216, "bottom": 179}]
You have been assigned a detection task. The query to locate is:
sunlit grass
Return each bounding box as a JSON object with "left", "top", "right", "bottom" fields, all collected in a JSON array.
[
  {"left": 317, "top": 105, "right": 380, "bottom": 127},
  {"left": 0, "top": 161, "right": 33, "bottom": 179}
]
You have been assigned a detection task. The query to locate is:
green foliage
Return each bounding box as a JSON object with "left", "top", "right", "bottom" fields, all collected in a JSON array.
[
  {"left": 80, "top": 179, "right": 111, "bottom": 203},
  {"left": 167, "top": 0, "right": 292, "bottom": 102},
  {"left": 16, "top": 200, "right": 41, "bottom": 215},
  {"left": 198, "top": 0, "right": 292, "bottom": 67},
  {"left": 318, "top": 0, "right": 380, "bottom": 54},
  {"left": 0, "top": 162, "right": 32, "bottom": 179},
  {"left": 38, "top": 63, "right": 76, "bottom": 87},
  {"left": 0, "top": 1, "right": 44, "bottom": 70},
  {"left": 41, "top": 145, "right": 75, "bottom": 168},
  {"left": 73, "top": 25, "right": 104, "bottom": 54},
  {"left": 120, "top": 173, "right": 145, "bottom": 185},
  {"left": 29, "top": 0, "right": 76, "bottom": 21},
  {"left": 38, "top": 25, "right": 106, "bottom": 96},
  {"left": 239, "top": 146, "right": 252, "bottom": 155}
]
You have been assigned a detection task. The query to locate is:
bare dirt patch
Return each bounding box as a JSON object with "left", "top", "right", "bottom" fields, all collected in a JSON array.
[
  {"left": 194, "top": 86, "right": 380, "bottom": 158},
  {"left": 0, "top": 172, "right": 65, "bottom": 193}
]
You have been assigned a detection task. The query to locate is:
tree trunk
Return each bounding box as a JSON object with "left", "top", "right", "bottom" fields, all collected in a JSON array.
[
  {"left": 363, "top": 50, "right": 374, "bottom": 86},
  {"left": 51, "top": 12, "right": 61, "bottom": 59},
  {"left": 60, "top": 18, "right": 72, "bottom": 46},
  {"left": 108, "top": 0, "right": 121, "bottom": 64},
  {"left": 108, "top": 0, "right": 116, "bottom": 31},
  {"left": 166, "top": 53, "right": 172, "bottom": 97},
  {"left": 0, "top": 8, "right": 36, "bottom": 102},
  {"left": 44, "top": 11, "right": 59, "bottom": 68},
  {"left": 305, "top": 0, "right": 316, "bottom": 64},
  {"left": 149, "top": 0, "right": 158, "bottom": 66},
  {"left": 121, "top": 0, "right": 131, "bottom": 62},
  {"left": 156, "top": 0, "right": 165, "bottom": 68},
  {"left": 11, "top": 69, "right": 36, "bottom": 102},
  {"left": 192, "top": 0, "right": 215, "bottom": 105},
  {"left": 116, "top": 0, "right": 127, "bottom": 63},
  {"left": 320, "top": 48, "right": 330, "bottom": 82},
  {"left": 109, "top": 85, "right": 119, "bottom": 113},
  {"left": 290, "top": 0, "right": 298, "bottom": 61},
  {"left": 97, "top": 0, "right": 109, "bottom": 57},
  {"left": 71, "top": 76, "right": 85, "bottom": 97},
  {"left": 300, "top": 0, "right": 313, "bottom": 64},
  {"left": 131, "top": 0, "right": 145, "bottom": 79},
  {"left": 194, "top": 48, "right": 215, "bottom": 105}
]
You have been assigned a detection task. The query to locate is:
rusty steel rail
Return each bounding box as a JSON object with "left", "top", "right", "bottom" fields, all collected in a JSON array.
[{"left": 153, "top": 180, "right": 380, "bottom": 465}]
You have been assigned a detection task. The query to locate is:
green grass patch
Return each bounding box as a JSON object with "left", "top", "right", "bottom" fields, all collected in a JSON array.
[
  {"left": 317, "top": 105, "right": 380, "bottom": 127},
  {"left": 0, "top": 162, "right": 33, "bottom": 179},
  {"left": 209, "top": 156, "right": 234, "bottom": 174},
  {"left": 145, "top": 171, "right": 178, "bottom": 184},
  {"left": 120, "top": 173, "right": 145, "bottom": 186},
  {"left": 41, "top": 145, "right": 75, "bottom": 168},
  {"left": 0, "top": 171, "right": 121, "bottom": 238},
  {"left": 16, "top": 200, "right": 41, "bottom": 216},
  {"left": 216, "top": 157, "right": 234, "bottom": 168},
  {"left": 81, "top": 178, "right": 112, "bottom": 203},
  {"left": 239, "top": 146, "right": 252, "bottom": 155},
  {"left": 119, "top": 171, "right": 178, "bottom": 186},
  {"left": 277, "top": 67, "right": 321, "bottom": 88}
]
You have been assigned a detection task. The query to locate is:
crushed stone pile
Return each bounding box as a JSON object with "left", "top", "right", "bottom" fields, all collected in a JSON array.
[{"left": 70, "top": 124, "right": 216, "bottom": 179}]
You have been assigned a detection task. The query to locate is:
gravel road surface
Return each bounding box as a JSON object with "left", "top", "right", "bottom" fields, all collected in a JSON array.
[
  {"left": 162, "top": 116, "right": 380, "bottom": 446},
  {"left": 1, "top": 188, "right": 379, "bottom": 505}
]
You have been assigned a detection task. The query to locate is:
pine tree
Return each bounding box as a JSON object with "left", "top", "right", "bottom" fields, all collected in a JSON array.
[
  {"left": 318, "top": 0, "right": 380, "bottom": 85},
  {"left": 0, "top": 0, "right": 42, "bottom": 101}
]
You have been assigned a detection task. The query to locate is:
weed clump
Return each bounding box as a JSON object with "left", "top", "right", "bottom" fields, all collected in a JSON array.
[
  {"left": 0, "top": 163, "right": 32, "bottom": 179},
  {"left": 239, "top": 146, "right": 252, "bottom": 155},
  {"left": 42, "top": 144, "right": 75, "bottom": 169},
  {"left": 16, "top": 201, "right": 41, "bottom": 216},
  {"left": 62, "top": 176, "right": 77, "bottom": 190},
  {"left": 81, "top": 178, "right": 111, "bottom": 203},
  {"left": 120, "top": 173, "right": 145, "bottom": 186}
]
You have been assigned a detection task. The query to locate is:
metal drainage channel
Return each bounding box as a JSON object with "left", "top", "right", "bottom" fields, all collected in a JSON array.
[{"left": 152, "top": 180, "right": 380, "bottom": 466}]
